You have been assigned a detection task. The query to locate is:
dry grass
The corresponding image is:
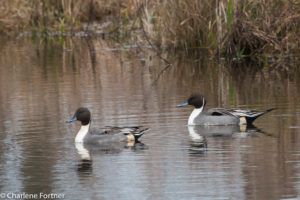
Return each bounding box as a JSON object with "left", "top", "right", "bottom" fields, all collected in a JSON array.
[
  {"left": 227, "top": 0, "right": 300, "bottom": 57},
  {"left": 139, "top": 0, "right": 229, "bottom": 55},
  {"left": 0, "top": 1, "right": 32, "bottom": 32},
  {"left": 0, "top": 0, "right": 299, "bottom": 58},
  {"left": 0, "top": 0, "right": 137, "bottom": 34},
  {"left": 139, "top": 0, "right": 300, "bottom": 58},
  {"left": 141, "top": 0, "right": 220, "bottom": 50}
]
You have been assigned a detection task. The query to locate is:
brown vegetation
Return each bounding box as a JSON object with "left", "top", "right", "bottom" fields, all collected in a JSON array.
[
  {"left": 140, "top": 0, "right": 300, "bottom": 58},
  {"left": 227, "top": 1, "right": 300, "bottom": 57},
  {"left": 0, "top": 0, "right": 137, "bottom": 34},
  {"left": 0, "top": 0, "right": 299, "bottom": 59}
]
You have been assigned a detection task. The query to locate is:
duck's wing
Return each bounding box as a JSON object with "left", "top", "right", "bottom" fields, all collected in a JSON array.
[
  {"left": 89, "top": 127, "right": 116, "bottom": 135},
  {"left": 211, "top": 108, "right": 276, "bottom": 124},
  {"left": 226, "top": 108, "right": 276, "bottom": 118},
  {"left": 208, "top": 107, "right": 275, "bottom": 117},
  {"left": 206, "top": 108, "right": 238, "bottom": 117},
  {"left": 90, "top": 126, "right": 149, "bottom": 139}
]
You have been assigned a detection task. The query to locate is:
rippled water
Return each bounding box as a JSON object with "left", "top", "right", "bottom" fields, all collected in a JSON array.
[{"left": 0, "top": 37, "right": 300, "bottom": 199}]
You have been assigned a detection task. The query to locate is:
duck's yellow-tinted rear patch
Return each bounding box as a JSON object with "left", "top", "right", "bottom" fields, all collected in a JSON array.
[
  {"left": 127, "top": 140, "right": 135, "bottom": 147},
  {"left": 239, "top": 124, "right": 247, "bottom": 132},
  {"left": 239, "top": 117, "right": 247, "bottom": 125},
  {"left": 127, "top": 134, "right": 135, "bottom": 142}
]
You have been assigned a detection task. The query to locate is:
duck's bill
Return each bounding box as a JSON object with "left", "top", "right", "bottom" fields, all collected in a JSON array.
[
  {"left": 176, "top": 101, "right": 189, "bottom": 107},
  {"left": 66, "top": 116, "right": 77, "bottom": 123}
]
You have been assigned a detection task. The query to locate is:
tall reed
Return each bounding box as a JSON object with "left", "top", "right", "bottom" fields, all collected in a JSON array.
[
  {"left": 231, "top": 0, "right": 300, "bottom": 57},
  {"left": 140, "top": 0, "right": 228, "bottom": 54}
]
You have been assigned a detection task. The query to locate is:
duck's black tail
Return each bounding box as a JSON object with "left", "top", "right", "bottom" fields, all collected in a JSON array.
[
  {"left": 133, "top": 127, "right": 150, "bottom": 140},
  {"left": 245, "top": 108, "right": 276, "bottom": 125}
]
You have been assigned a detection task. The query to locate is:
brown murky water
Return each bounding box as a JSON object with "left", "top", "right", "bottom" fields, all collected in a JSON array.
[{"left": 0, "top": 37, "right": 300, "bottom": 199}]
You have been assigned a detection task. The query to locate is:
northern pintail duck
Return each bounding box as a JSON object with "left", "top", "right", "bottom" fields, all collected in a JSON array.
[
  {"left": 66, "top": 107, "right": 149, "bottom": 144},
  {"left": 177, "top": 94, "right": 275, "bottom": 126}
]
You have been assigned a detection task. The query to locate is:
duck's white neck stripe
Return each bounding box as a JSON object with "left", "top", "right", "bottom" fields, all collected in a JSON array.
[
  {"left": 75, "top": 123, "right": 90, "bottom": 143},
  {"left": 188, "top": 106, "right": 203, "bottom": 125}
]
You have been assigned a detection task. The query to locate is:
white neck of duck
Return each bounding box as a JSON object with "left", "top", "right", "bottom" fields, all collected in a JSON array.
[
  {"left": 188, "top": 107, "right": 203, "bottom": 125},
  {"left": 75, "top": 123, "right": 90, "bottom": 143}
]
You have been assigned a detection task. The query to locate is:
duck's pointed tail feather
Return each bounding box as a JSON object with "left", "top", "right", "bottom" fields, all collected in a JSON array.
[
  {"left": 263, "top": 108, "right": 277, "bottom": 113},
  {"left": 246, "top": 108, "right": 276, "bottom": 124},
  {"left": 134, "top": 127, "right": 149, "bottom": 140}
]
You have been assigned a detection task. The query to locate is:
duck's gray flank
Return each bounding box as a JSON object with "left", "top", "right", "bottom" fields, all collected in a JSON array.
[{"left": 66, "top": 107, "right": 148, "bottom": 144}]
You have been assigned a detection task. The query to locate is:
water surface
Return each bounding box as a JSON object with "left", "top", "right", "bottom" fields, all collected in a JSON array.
[{"left": 0, "top": 37, "right": 300, "bottom": 199}]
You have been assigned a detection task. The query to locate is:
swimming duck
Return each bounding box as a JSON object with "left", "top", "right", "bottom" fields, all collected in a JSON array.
[
  {"left": 66, "top": 107, "right": 148, "bottom": 144},
  {"left": 177, "top": 94, "right": 275, "bottom": 126}
]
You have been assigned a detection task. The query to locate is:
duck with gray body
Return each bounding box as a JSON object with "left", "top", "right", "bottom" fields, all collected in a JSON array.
[
  {"left": 66, "top": 107, "right": 148, "bottom": 144},
  {"left": 177, "top": 94, "right": 275, "bottom": 126}
]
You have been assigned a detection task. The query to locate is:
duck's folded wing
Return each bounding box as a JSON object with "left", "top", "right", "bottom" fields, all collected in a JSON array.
[
  {"left": 226, "top": 109, "right": 262, "bottom": 117},
  {"left": 90, "top": 126, "right": 149, "bottom": 136},
  {"left": 89, "top": 127, "right": 121, "bottom": 135},
  {"left": 210, "top": 108, "right": 275, "bottom": 118},
  {"left": 227, "top": 108, "right": 276, "bottom": 119},
  {"left": 206, "top": 108, "right": 238, "bottom": 117}
]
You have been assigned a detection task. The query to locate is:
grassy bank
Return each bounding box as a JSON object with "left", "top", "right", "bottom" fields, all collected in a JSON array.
[
  {"left": 0, "top": 0, "right": 139, "bottom": 35},
  {"left": 0, "top": 0, "right": 299, "bottom": 59},
  {"left": 140, "top": 0, "right": 300, "bottom": 59}
]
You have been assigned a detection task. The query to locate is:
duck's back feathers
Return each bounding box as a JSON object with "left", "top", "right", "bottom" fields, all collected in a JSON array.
[
  {"left": 89, "top": 126, "right": 149, "bottom": 140},
  {"left": 228, "top": 108, "right": 276, "bottom": 124},
  {"left": 206, "top": 108, "right": 238, "bottom": 117},
  {"left": 226, "top": 108, "right": 276, "bottom": 117},
  {"left": 206, "top": 107, "right": 276, "bottom": 125}
]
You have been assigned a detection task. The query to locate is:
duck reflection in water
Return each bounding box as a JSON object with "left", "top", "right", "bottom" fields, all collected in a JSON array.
[
  {"left": 177, "top": 94, "right": 275, "bottom": 153},
  {"left": 75, "top": 138, "right": 146, "bottom": 175},
  {"left": 187, "top": 124, "right": 266, "bottom": 154}
]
